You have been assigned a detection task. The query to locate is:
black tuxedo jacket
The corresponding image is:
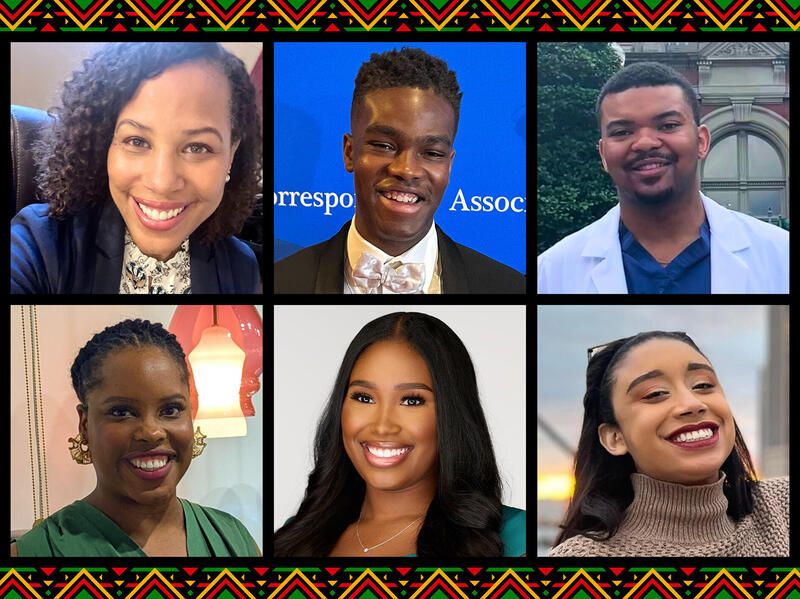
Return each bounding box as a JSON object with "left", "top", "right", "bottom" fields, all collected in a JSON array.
[{"left": 274, "top": 222, "right": 525, "bottom": 294}]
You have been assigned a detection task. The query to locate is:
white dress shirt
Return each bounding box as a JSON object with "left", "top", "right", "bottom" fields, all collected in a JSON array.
[{"left": 344, "top": 217, "right": 440, "bottom": 294}]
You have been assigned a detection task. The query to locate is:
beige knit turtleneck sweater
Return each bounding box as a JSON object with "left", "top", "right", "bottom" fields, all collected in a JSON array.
[{"left": 549, "top": 473, "right": 789, "bottom": 557}]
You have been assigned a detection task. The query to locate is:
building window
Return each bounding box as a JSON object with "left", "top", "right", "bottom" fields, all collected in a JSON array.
[{"left": 701, "top": 131, "right": 786, "bottom": 222}]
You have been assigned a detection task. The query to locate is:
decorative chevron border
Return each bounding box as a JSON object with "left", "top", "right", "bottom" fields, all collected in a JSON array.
[
  {"left": 0, "top": 0, "right": 797, "bottom": 30},
  {"left": 2, "top": 567, "right": 800, "bottom": 599}
]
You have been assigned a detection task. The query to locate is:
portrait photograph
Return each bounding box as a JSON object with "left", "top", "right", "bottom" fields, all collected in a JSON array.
[
  {"left": 537, "top": 42, "right": 789, "bottom": 294},
  {"left": 10, "top": 304, "right": 263, "bottom": 557},
  {"left": 537, "top": 304, "right": 789, "bottom": 557},
  {"left": 274, "top": 305, "right": 526, "bottom": 557},
  {"left": 274, "top": 42, "right": 526, "bottom": 294},
  {"left": 10, "top": 42, "right": 263, "bottom": 294}
]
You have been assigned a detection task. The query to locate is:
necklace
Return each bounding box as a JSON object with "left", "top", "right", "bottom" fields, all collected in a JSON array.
[{"left": 356, "top": 511, "right": 424, "bottom": 553}]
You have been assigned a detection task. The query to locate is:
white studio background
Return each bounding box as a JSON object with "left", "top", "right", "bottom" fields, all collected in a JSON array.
[
  {"left": 10, "top": 304, "right": 263, "bottom": 549},
  {"left": 273, "top": 305, "right": 526, "bottom": 531}
]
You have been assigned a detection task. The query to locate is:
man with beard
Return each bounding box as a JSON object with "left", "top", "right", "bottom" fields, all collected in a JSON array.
[{"left": 537, "top": 62, "right": 788, "bottom": 294}]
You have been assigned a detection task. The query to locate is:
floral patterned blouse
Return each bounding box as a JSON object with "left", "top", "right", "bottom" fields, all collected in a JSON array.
[{"left": 118, "top": 230, "right": 191, "bottom": 294}]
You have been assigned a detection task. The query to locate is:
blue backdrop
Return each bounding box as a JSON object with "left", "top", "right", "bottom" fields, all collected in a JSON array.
[{"left": 274, "top": 42, "right": 527, "bottom": 274}]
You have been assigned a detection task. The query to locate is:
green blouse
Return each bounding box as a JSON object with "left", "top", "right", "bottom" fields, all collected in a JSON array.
[{"left": 16, "top": 498, "right": 258, "bottom": 557}]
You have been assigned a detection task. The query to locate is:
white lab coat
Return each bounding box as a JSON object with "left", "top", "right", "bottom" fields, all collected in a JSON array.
[{"left": 537, "top": 193, "right": 789, "bottom": 294}]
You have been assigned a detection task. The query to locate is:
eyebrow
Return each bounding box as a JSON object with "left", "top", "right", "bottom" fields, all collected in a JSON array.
[
  {"left": 365, "top": 124, "right": 452, "bottom": 148},
  {"left": 348, "top": 379, "right": 434, "bottom": 393},
  {"left": 116, "top": 119, "right": 224, "bottom": 143},
  {"left": 101, "top": 394, "right": 187, "bottom": 405},
  {"left": 625, "top": 362, "right": 715, "bottom": 394},
  {"left": 605, "top": 110, "right": 687, "bottom": 132}
]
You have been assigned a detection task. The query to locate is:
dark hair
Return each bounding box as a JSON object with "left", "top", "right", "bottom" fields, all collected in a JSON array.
[
  {"left": 274, "top": 312, "right": 504, "bottom": 557},
  {"left": 34, "top": 42, "right": 262, "bottom": 244},
  {"left": 71, "top": 318, "right": 189, "bottom": 405},
  {"left": 555, "top": 331, "right": 757, "bottom": 547},
  {"left": 596, "top": 61, "right": 700, "bottom": 130},
  {"left": 351, "top": 47, "right": 462, "bottom": 137}
]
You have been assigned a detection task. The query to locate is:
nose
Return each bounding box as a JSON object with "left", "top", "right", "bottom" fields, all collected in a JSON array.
[
  {"left": 142, "top": 149, "right": 184, "bottom": 194},
  {"left": 370, "top": 403, "right": 401, "bottom": 436},
  {"left": 135, "top": 414, "right": 167, "bottom": 443},
  {"left": 674, "top": 387, "right": 708, "bottom": 416},
  {"left": 630, "top": 127, "right": 663, "bottom": 152},
  {"left": 387, "top": 149, "right": 424, "bottom": 180}
]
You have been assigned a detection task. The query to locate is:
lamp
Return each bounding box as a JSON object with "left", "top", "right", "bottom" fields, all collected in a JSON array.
[{"left": 169, "top": 305, "right": 262, "bottom": 439}]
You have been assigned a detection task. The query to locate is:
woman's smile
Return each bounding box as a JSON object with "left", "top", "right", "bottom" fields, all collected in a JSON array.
[
  {"left": 664, "top": 421, "right": 720, "bottom": 449},
  {"left": 361, "top": 442, "right": 414, "bottom": 467}
]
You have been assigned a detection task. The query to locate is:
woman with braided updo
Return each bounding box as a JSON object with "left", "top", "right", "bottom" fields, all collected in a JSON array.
[
  {"left": 11, "top": 42, "right": 262, "bottom": 294},
  {"left": 12, "top": 318, "right": 259, "bottom": 557}
]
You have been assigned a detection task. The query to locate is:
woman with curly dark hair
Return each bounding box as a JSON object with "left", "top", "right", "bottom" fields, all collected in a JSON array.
[
  {"left": 11, "top": 42, "right": 262, "bottom": 294},
  {"left": 274, "top": 312, "right": 526, "bottom": 557}
]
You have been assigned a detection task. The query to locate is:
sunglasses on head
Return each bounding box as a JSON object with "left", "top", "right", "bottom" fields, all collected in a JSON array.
[{"left": 587, "top": 331, "right": 687, "bottom": 361}]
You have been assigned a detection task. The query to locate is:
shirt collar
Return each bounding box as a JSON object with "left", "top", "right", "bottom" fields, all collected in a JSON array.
[
  {"left": 124, "top": 229, "right": 189, "bottom": 268},
  {"left": 345, "top": 217, "right": 438, "bottom": 293}
]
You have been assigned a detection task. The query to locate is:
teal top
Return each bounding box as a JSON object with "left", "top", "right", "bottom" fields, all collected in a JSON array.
[{"left": 16, "top": 498, "right": 258, "bottom": 557}]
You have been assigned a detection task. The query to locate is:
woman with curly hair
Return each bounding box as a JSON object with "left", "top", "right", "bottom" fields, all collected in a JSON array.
[
  {"left": 11, "top": 42, "right": 262, "bottom": 294},
  {"left": 274, "top": 312, "right": 526, "bottom": 557},
  {"left": 12, "top": 319, "right": 260, "bottom": 556}
]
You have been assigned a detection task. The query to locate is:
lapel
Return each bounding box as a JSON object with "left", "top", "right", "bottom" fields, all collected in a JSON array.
[
  {"left": 190, "top": 241, "right": 221, "bottom": 293},
  {"left": 702, "top": 193, "right": 751, "bottom": 293},
  {"left": 314, "top": 222, "right": 349, "bottom": 293},
  {"left": 435, "top": 226, "right": 470, "bottom": 293},
  {"left": 580, "top": 205, "right": 628, "bottom": 293},
  {"left": 91, "top": 200, "right": 126, "bottom": 293}
]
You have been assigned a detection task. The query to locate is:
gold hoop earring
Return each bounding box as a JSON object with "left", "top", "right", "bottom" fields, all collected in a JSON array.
[
  {"left": 192, "top": 427, "right": 207, "bottom": 459},
  {"left": 68, "top": 433, "right": 92, "bottom": 464}
]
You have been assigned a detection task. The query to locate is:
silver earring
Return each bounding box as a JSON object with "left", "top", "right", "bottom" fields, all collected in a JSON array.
[{"left": 225, "top": 172, "right": 231, "bottom": 183}]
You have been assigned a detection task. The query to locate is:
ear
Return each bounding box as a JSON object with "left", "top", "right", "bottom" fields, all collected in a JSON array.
[
  {"left": 77, "top": 404, "right": 88, "bottom": 442},
  {"left": 343, "top": 133, "right": 354, "bottom": 173},
  {"left": 696, "top": 124, "right": 710, "bottom": 160},
  {"left": 446, "top": 148, "right": 455, "bottom": 178},
  {"left": 598, "top": 138, "right": 609, "bottom": 172},
  {"left": 598, "top": 423, "right": 628, "bottom": 456}
]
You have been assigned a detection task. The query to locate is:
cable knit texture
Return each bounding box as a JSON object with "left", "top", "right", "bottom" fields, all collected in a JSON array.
[{"left": 549, "top": 473, "right": 789, "bottom": 557}]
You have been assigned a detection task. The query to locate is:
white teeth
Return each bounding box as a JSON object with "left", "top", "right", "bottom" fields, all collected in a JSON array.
[
  {"left": 382, "top": 191, "right": 420, "bottom": 204},
  {"left": 366, "top": 445, "right": 411, "bottom": 458},
  {"left": 130, "top": 456, "right": 168, "bottom": 471},
  {"left": 672, "top": 428, "right": 714, "bottom": 443},
  {"left": 635, "top": 162, "right": 668, "bottom": 171},
  {"left": 138, "top": 202, "right": 186, "bottom": 221}
]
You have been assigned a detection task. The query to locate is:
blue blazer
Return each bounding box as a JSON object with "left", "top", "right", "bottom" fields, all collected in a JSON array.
[{"left": 11, "top": 201, "right": 260, "bottom": 294}]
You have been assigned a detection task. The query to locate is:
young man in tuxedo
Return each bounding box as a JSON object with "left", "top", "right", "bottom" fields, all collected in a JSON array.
[{"left": 274, "top": 47, "right": 525, "bottom": 294}]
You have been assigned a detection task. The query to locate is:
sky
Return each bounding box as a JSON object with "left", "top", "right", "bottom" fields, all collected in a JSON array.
[{"left": 537, "top": 305, "right": 773, "bottom": 481}]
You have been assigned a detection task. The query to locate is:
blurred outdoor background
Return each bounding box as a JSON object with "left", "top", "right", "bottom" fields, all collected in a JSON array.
[{"left": 536, "top": 304, "right": 789, "bottom": 556}]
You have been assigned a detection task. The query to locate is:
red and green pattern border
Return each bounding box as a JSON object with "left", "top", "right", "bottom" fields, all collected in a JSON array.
[
  {"left": 2, "top": 566, "right": 800, "bottom": 599},
  {"left": 0, "top": 0, "right": 798, "bottom": 30}
]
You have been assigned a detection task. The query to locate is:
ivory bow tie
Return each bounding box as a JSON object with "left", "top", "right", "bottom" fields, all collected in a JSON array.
[{"left": 351, "top": 252, "right": 425, "bottom": 294}]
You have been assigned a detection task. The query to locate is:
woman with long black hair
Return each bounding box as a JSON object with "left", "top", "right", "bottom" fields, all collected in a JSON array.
[
  {"left": 274, "top": 311, "right": 525, "bottom": 557},
  {"left": 550, "top": 330, "right": 788, "bottom": 557}
]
